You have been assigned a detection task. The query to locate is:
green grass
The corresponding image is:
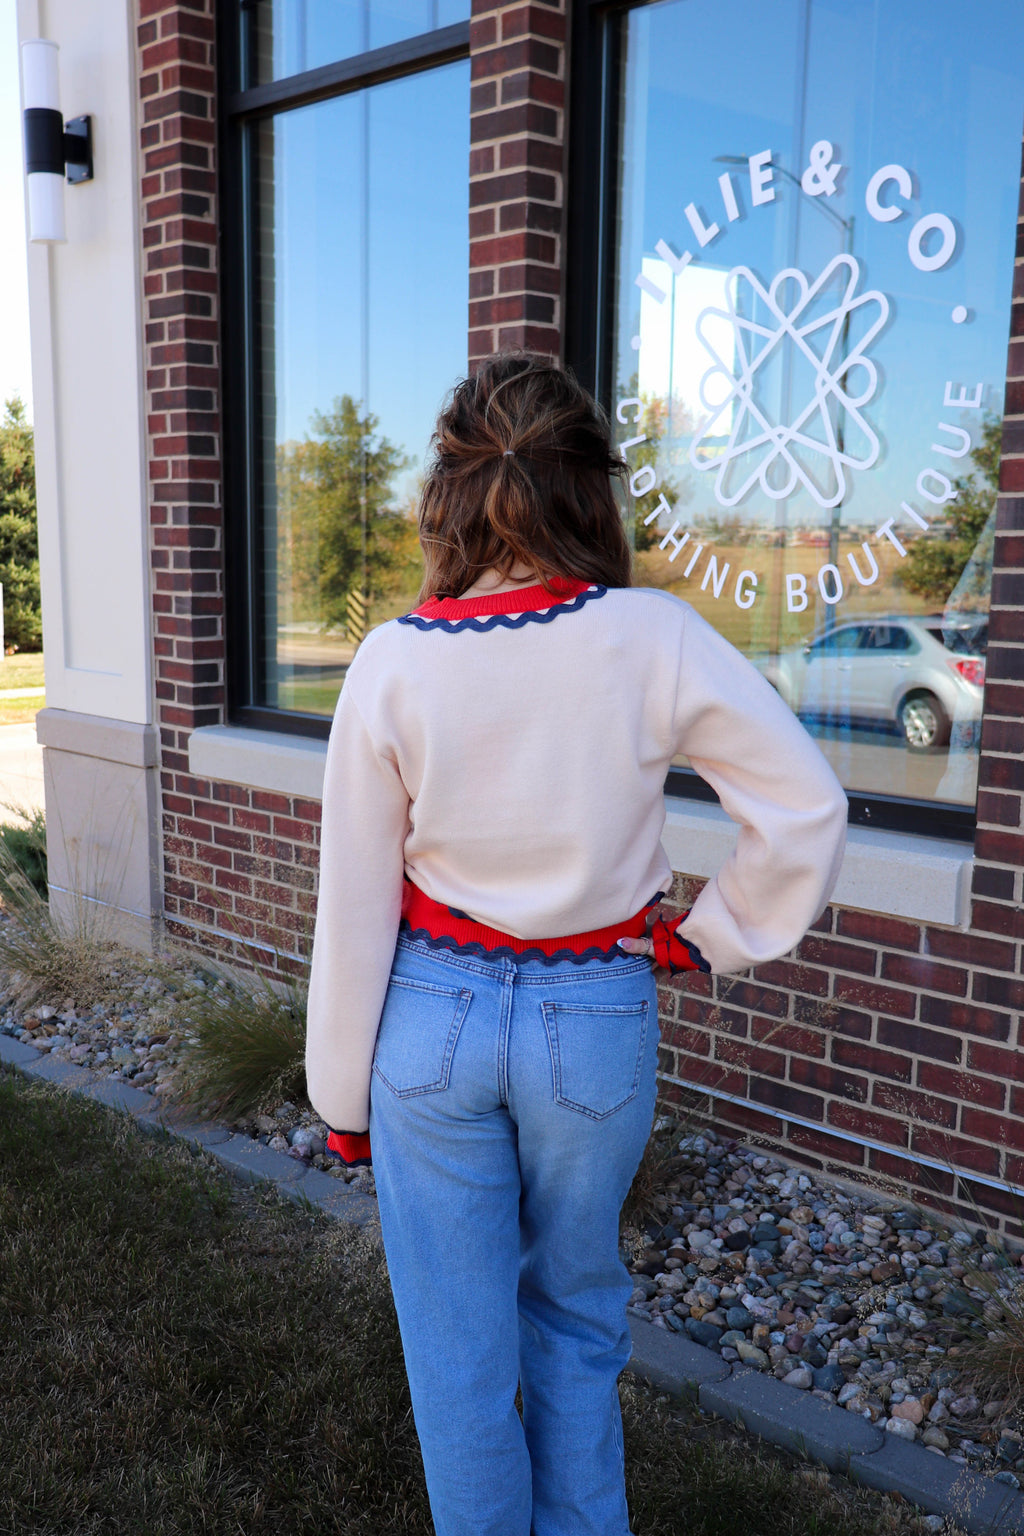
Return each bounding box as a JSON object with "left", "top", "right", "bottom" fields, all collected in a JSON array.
[
  {"left": 0, "top": 651, "right": 44, "bottom": 690},
  {"left": 0, "top": 651, "right": 45, "bottom": 722},
  {"left": 0, "top": 1070, "right": 945, "bottom": 1536}
]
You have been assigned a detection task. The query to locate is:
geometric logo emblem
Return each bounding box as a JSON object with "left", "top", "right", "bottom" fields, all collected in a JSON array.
[{"left": 688, "top": 254, "right": 890, "bottom": 510}]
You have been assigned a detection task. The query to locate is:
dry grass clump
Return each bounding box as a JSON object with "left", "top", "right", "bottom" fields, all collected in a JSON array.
[
  {"left": 0, "top": 805, "right": 137, "bottom": 1014},
  {"left": 167, "top": 957, "right": 308, "bottom": 1124}
]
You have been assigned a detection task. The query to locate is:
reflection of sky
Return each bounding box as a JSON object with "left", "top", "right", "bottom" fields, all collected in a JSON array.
[
  {"left": 268, "top": 60, "right": 469, "bottom": 500},
  {"left": 254, "top": 0, "right": 470, "bottom": 83},
  {"left": 616, "top": 0, "right": 1024, "bottom": 527}
]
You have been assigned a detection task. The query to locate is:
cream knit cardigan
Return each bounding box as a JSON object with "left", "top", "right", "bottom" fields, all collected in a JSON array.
[{"left": 305, "top": 584, "right": 848, "bottom": 1133}]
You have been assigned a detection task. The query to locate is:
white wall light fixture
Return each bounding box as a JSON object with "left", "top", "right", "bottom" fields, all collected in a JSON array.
[{"left": 21, "top": 39, "right": 94, "bottom": 244}]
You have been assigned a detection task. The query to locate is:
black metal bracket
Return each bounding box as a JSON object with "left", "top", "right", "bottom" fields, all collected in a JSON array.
[{"left": 63, "top": 115, "right": 93, "bottom": 184}]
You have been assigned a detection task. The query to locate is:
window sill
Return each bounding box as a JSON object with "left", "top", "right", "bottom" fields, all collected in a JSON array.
[
  {"left": 189, "top": 724, "right": 329, "bottom": 800},
  {"left": 188, "top": 727, "right": 973, "bottom": 928},
  {"left": 663, "top": 796, "right": 972, "bottom": 928}
]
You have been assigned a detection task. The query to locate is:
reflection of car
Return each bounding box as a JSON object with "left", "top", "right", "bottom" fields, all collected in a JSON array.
[{"left": 755, "top": 616, "right": 987, "bottom": 752}]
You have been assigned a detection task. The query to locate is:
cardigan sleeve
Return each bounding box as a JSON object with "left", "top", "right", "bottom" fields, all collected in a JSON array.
[
  {"left": 671, "top": 607, "right": 848, "bottom": 975},
  {"left": 305, "top": 681, "right": 410, "bottom": 1135}
]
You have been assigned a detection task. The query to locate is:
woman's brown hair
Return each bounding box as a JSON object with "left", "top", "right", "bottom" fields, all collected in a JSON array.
[{"left": 416, "top": 354, "right": 632, "bottom": 600}]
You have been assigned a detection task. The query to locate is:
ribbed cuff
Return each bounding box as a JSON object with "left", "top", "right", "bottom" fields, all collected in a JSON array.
[
  {"left": 648, "top": 915, "right": 711, "bottom": 976},
  {"left": 325, "top": 1130, "right": 372, "bottom": 1167}
]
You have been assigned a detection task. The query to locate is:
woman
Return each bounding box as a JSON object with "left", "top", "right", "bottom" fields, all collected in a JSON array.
[{"left": 305, "top": 354, "right": 847, "bottom": 1536}]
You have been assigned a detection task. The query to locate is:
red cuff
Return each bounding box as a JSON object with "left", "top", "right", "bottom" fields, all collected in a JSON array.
[
  {"left": 648, "top": 915, "right": 710, "bottom": 976},
  {"left": 326, "top": 1130, "right": 372, "bottom": 1167}
]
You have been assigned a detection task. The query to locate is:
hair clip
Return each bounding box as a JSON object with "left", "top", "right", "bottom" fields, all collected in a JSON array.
[{"left": 503, "top": 449, "right": 515, "bottom": 457}]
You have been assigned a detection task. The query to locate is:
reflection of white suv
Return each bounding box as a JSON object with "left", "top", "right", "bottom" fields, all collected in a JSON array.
[{"left": 756, "top": 616, "right": 987, "bottom": 751}]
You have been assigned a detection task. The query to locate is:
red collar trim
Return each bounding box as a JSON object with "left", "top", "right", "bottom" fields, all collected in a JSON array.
[{"left": 413, "top": 577, "right": 592, "bottom": 621}]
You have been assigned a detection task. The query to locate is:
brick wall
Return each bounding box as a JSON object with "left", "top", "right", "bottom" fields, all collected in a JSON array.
[
  {"left": 468, "top": 0, "right": 566, "bottom": 368},
  {"left": 137, "top": 5, "right": 1024, "bottom": 1233},
  {"left": 137, "top": 0, "right": 320, "bottom": 973}
]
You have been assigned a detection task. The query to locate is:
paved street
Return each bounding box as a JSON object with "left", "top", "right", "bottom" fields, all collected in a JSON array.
[{"left": 0, "top": 723, "right": 45, "bottom": 821}]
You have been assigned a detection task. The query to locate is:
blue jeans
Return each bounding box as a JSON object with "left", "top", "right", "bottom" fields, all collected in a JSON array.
[{"left": 368, "top": 933, "right": 660, "bottom": 1536}]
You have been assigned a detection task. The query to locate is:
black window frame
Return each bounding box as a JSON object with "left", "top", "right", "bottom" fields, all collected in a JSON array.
[
  {"left": 217, "top": 4, "right": 471, "bottom": 743},
  {"left": 565, "top": 0, "right": 980, "bottom": 843}
]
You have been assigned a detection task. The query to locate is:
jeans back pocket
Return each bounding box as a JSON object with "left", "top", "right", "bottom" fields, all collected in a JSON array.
[
  {"left": 372, "top": 976, "right": 473, "bottom": 1098},
  {"left": 540, "top": 1000, "right": 650, "bottom": 1120}
]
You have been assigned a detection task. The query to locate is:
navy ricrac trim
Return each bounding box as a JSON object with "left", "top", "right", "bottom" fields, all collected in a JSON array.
[
  {"left": 400, "top": 922, "right": 639, "bottom": 966},
  {"left": 397, "top": 584, "right": 608, "bottom": 633}
]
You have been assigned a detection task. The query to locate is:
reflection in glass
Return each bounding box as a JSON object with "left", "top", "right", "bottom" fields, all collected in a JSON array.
[
  {"left": 245, "top": 0, "right": 470, "bottom": 86},
  {"left": 251, "top": 61, "right": 469, "bottom": 715},
  {"left": 610, "top": 0, "right": 1024, "bottom": 808}
]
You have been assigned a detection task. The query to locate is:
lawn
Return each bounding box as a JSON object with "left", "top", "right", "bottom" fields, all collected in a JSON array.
[
  {"left": 0, "top": 651, "right": 45, "bottom": 725},
  {"left": 0, "top": 1069, "right": 941, "bottom": 1536}
]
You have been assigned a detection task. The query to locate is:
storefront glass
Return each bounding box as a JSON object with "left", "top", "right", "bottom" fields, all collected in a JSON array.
[
  {"left": 250, "top": 60, "right": 468, "bottom": 716},
  {"left": 244, "top": 0, "right": 470, "bottom": 85},
  {"left": 610, "top": 0, "right": 1023, "bottom": 810}
]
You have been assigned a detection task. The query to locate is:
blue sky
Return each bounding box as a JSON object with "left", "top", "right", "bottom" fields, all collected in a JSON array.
[{"left": 0, "top": 11, "right": 33, "bottom": 418}]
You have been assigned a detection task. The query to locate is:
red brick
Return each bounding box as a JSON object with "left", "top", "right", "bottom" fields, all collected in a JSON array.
[
  {"left": 714, "top": 1037, "right": 787, "bottom": 1077},
  {"left": 716, "top": 979, "right": 790, "bottom": 1017},
  {"left": 963, "top": 1104, "right": 1024, "bottom": 1152},
  {"left": 752, "top": 959, "right": 830, "bottom": 996},
  {"left": 790, "top": 1057, "right": 868, "bottom": 1101},
  {"left": 798, "top": 934, "right": 877, "bottom": 974},
  {"left": 750, "top": 1077, "right": 824, "bottom": 1121},
  {"left": 924, "top": 927, "right": 1017, "bottom": 969},
  {"left": 975, "top": 790, "right": 1022, "bottom": 828},
  {"left": 976, "top": 970, "right": 1024, "bottom": 1019},
  {"left": 795, "top": 997, "right": 871, "bottom": 1038},
  {"left": 928, "top": 989, "right": 1014, "bottom": 1034},
  {"left": 834, "top": 976, "right": 917, "bottom": 1018},
  {"left": 500, "top": 5, "right": 566, "bottom": 44},
  {"left": 472, "top": 39, "right": 561, "bottom": 80},
  {"left": 251, "top": 790, "right": 292, "bottom": 814},
  {"left": 841, "top": 909, "right": 921, "bottom": 946},
  {"left": 663, "top": 1023, "right": 711, "bottom": 1057},
  {"left": 918, "top": 1058, "right": 1006, "bottom": 1110},
  {"left": 877, "top": 1016, "right": 961, "bottom": 1062},
  {"left": 828, "top": 1101, "right": 909, "bottom": 1148},
  {"left": 788, "top": 1124, "right": 867, "bottom": 1164},
  {"left": 832, "top": 1038, "right": 912, "bottom": 1082},
  {"left": 872, "top": 1079, "right": 957, "bottom": 1128},
  {"left": 750, "top": 1020, "right": 825, "bottom": 1057},
  {"left": 880, "top": 952, "right": 968, "bottom": 996},
  {"left": 911, "top": 1126, "right": 1000, "bottom": 1175},
  {"left": 471, "top": 230, "right": 558, "bottom": 268},
  {"left": 470, "top": 101, "right": 560, "bottom": 146},
  {"left": 970, "top": 900, "right": 1024, "bottom": 940},
  {"left": 967, "top": 1038, "right": 1024, "bottom": 1080}
]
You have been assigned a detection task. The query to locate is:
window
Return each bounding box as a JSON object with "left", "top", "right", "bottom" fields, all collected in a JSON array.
[
  {"left": 576, "top": 0, "right": 1024, "bottom": 833},
  {"left": 221, "top": 3, "right": 471, "bottom": 733}
]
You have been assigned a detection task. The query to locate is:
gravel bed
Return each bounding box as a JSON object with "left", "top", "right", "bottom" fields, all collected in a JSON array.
[
  {"left": 3, "top": 963, "right": 1023, "bottom": 1487},
  {"left": 627, "top": 1122, "right": 1024, "bottom": 1485},
  {"left": 0, "top": 967, "right": 375, "bottom": 1200}
]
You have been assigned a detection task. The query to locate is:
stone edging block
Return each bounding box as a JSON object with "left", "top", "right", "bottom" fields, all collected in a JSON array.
[{"left": 627, "top": 1316, "right": 1024, "bottom": 1535}]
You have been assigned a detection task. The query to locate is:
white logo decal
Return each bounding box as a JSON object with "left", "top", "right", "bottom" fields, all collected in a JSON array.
[{"left": 688, "top": 254, "right": 890, "bottom": 510}]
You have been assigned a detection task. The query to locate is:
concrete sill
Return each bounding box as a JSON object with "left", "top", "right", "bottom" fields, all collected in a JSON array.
[{"left": 188, "top": 726, "right": 973, "bottom": 928}]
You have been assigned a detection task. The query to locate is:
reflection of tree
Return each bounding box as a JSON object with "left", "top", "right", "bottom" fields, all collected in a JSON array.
[
  {"left": 894, "top": 415, "right": 1000, "bottom": 607},
  {"left": 276, "top": 396, "right": 416, "bottom": 629},
  {"left": 620, "top": 381, "right": 695, "bottom": 550}
]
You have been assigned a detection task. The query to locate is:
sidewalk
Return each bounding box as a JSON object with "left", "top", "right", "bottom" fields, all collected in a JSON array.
[
  {"left": 1, "top": 1031, "right": 1022, "bottom": 1535},
  {"left": 0, "top": 722, "right": 45, "bottom": 819}
]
